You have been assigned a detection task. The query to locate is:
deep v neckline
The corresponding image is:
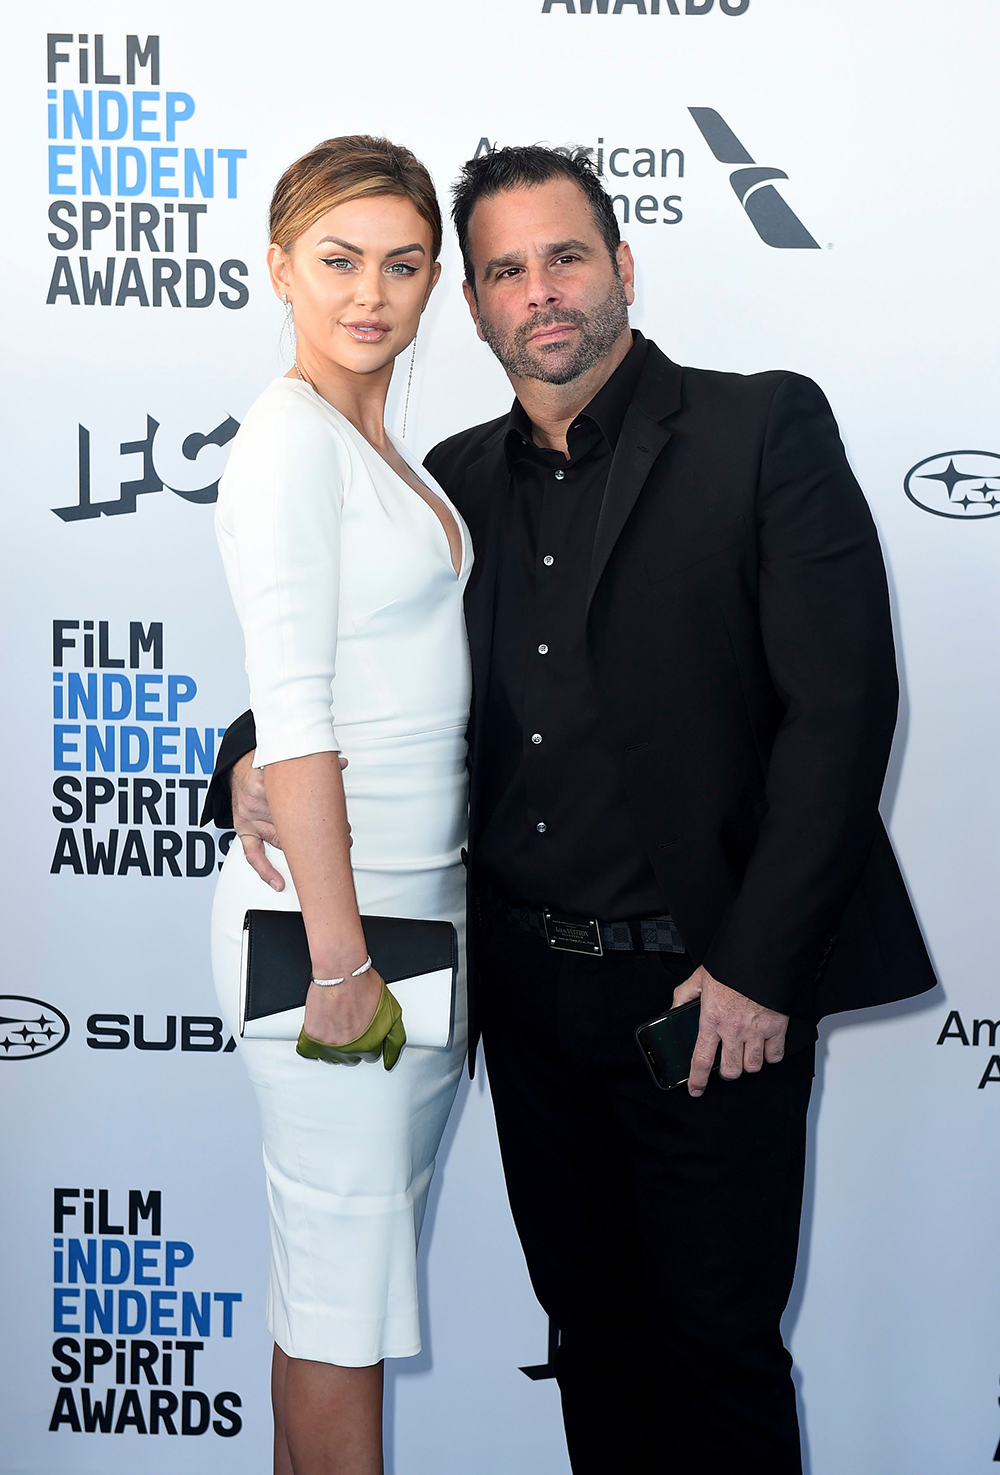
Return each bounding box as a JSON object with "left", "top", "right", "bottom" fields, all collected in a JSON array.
[
  {"left": 377, "top": 438, "right": 465, "bottom": 580},
  {"left": 288, "top": 378, "right": 465, "bottom": 580}
]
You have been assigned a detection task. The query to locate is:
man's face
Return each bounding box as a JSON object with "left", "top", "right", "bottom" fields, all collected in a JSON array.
[{"left": 463, "top": 178, "right": 635, "bottom": 386}]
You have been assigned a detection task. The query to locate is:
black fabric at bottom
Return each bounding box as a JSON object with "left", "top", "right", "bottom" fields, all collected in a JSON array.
[{"left": 479, "top": 914, "right": 813, "bottom": 1475}]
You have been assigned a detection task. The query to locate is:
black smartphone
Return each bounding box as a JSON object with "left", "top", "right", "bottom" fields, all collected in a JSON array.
[
  {"left": 636, "top": 1001, "right": 818, "bottom": 1090},
  {"left": 635, "top": 999, "right": 719, "bottom": 1091}
]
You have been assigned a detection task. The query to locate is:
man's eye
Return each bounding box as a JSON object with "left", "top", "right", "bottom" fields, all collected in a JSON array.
[
  {"left": 554, "top": 255, "right": 579, "bottom": 265},
  {"left": 497, "top": 267, "right": 522, "bottom": 280}
]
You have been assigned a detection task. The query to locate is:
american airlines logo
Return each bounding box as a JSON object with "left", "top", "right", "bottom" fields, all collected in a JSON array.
[{"left": 688, "top": 109, "right": 820, "bottom": 249}]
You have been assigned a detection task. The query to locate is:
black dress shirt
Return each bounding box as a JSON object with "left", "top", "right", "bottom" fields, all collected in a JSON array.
[{"left": 478, "top": 332, "right": 665, "bottom": 921}]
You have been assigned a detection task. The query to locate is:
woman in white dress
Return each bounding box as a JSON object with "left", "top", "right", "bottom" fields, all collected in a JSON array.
[{"left": 210, "top": 137, "right": 472, "bottom": 1475}]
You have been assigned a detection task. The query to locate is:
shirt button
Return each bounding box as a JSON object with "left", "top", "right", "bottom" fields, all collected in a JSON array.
[
  {"left": 531, "top": 733, "right": 543, "bottom": 745},
  {"left": 537, "top": 643, "right": 549, "bottom": 655},
  {"left": 536, "top": 821, "right": 547, "bottom": 834},
  {"left": 554, "top": 469, "right": 566, "bottom": 481},
  {"left": 543, "top": 555, "right": 554, "bottom": 567}
]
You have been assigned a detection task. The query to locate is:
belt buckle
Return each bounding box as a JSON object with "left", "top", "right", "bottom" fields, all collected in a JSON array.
[{"left": 542, "top": 909, "right": 604, "bottom": 956}]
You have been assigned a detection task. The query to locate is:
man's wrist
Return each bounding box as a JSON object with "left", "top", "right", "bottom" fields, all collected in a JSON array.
[{"left": 229, "top": 750, "right": 253, "bottom": 795}]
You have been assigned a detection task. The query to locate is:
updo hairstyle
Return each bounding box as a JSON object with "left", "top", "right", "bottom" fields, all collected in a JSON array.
[{"left": 269, "top": 135, "right": 443, "bottom": 259}]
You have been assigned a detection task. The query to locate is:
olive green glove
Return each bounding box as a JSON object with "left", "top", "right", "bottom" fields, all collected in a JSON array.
[{"left": 296, "top": 982, "right": 405, "bottom": 1071}]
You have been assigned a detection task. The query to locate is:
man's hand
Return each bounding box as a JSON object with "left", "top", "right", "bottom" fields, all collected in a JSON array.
[
  {"left": 230, "top": 750, "right": 349, "bottom": 892},
  {"left": 672, "top": 966, "right": 788, "bottom": 1098}
]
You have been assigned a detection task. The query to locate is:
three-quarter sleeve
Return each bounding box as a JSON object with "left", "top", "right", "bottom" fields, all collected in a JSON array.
[{"left": 216, "top": 386, "right": 352, "bottom": 768}]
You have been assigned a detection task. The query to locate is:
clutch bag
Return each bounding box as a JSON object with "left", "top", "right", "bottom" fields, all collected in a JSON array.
[{"left": 239, "top": 909, "right": 457, "bottom": 1049}]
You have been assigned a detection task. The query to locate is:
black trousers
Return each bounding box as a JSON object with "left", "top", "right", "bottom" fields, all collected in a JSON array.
[{"left": 478, "top": 914, "right": 814, "bottom": 1475}]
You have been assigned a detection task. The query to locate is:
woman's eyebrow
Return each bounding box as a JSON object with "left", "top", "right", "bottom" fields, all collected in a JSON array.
[
  {"left": 316, "top": 235, "right": 363, "bottom": 253},
  {"left": 314, "top": 238, "right": 426, "bottom": 259}
]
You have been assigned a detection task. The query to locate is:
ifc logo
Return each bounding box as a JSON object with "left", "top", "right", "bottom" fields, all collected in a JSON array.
[
  {"left": 0, "top": 997, "right": 70, "bottom": 1059},
  {"left": 904, "top": 451, "right": 1000, "bottom": 520}
]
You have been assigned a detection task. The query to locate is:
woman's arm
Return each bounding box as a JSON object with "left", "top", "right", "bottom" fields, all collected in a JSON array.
[
  {"left": 218, "top": 391, "right": 381, "bottom": 1041},
  {"left": 266, "top": 752, "right": 381, "bottom": 1040}
]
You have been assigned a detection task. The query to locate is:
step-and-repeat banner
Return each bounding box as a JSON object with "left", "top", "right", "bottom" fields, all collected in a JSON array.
[{"left": 2, "top": 2, "right": 997, "bottom": 1471}]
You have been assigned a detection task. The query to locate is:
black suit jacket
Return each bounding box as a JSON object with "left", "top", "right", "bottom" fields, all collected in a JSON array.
[{"left": 205, "top": 341, "right": 935, "bottom": 1060}]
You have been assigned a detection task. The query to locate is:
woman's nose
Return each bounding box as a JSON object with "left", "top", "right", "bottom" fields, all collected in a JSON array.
[{"left": 354, "top": 269, "right": 384, "bottom": 309}]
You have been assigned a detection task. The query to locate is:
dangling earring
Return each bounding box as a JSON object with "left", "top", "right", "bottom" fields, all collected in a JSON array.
[
  {"left": 280, "top": 294, "right": 295, "bottom": 362},
  {"left": 402, "top": 332, "right": 417, "bottom": 440}
]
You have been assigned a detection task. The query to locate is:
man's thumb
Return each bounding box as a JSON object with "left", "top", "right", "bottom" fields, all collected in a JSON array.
[
  {"left": 671, "top": 978, "right": 703, "bottom": 1009},
  {"left": 240, "top": 834, "right": 285, "bottom": 892}
]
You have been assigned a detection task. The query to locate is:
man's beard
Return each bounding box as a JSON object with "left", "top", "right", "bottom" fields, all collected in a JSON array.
[{"left": 477, "top": 274, "right": 630, "bottom": 386}]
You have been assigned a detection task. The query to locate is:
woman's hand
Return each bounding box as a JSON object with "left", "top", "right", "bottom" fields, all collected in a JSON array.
[{"left": 303, "top": 967, "right": 385, "bottom": 1046}]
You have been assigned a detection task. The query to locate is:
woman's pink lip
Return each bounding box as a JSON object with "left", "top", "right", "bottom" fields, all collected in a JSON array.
[{"left": 342, "top": 322, "right": 391, "bottom": 344}]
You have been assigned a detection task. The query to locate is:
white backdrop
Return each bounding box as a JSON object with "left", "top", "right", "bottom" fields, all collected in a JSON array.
[{"left": 2, "top": 2, "right": 998, "bottom": 1471}]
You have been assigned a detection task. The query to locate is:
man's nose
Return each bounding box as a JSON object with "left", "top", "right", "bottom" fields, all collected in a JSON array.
[{"left": 524, "top": 269, "right": 561, "bottom": 310}]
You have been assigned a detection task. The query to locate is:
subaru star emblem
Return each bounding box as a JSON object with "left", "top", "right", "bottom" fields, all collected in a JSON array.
[
  {"left": 0, "top": 997, "right": 70, "bottom": 1059},
  {"left": 904, "top": 451, "right": 1000, "bottom": 520}
]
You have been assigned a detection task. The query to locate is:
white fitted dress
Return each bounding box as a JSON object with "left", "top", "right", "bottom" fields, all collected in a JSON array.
[{"left": 210, "top": 376, "right": 472, "bottom": 1366}]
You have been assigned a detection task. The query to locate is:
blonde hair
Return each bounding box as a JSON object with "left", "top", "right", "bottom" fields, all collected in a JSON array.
[{"left": 269, "top": 135, "right": 443, "bottom": 258}]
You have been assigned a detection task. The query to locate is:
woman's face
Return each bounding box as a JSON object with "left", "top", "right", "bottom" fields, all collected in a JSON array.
[{"left": 268, "top": 193, "right": 440, "bottom": 377}]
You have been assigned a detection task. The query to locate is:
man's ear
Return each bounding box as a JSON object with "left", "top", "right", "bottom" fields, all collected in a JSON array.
[
  {"left": 616, "top": 241, "right": 636, "bottom": 308},
  {"left": 462, "top": 279, "right": 488, "bottom": 343}
]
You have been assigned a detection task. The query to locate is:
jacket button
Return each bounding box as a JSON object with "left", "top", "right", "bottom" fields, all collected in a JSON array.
[
  {"left": 537, "top": 643, "right": 549, "bottom": 655},
  {"left": 531, "top": 733, "right": 543, "bottom": 745},
  {"left": 536, "top": 821, "right": 547, "bottom": 834},
  {"left": 554, "top": 469, "right": 566, "bottom": 481},
  {"left": 543, "top": 555, "right": 554, "bottom": 567}
]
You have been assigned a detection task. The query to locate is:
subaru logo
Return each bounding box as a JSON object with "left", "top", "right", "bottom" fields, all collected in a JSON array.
[
  {"left": 904, "top": 451, "right": 1000, "bottom": 520},
  {"left": 0, "top": 997, "right": 70, "bottom": 1059}
]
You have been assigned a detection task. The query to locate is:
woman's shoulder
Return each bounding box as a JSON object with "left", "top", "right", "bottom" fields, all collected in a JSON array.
[
  {"left": 223, "top": 378, "right": 357, "bottom": 490},
  {"left": 236, "top": 376, "right": 352, "bottom": 451},
  {"left": 219, "top": 379, "right": 355, "bottom": 517}
]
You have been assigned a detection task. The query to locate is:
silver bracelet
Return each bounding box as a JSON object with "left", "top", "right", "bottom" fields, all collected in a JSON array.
[{"left": 311, "top": 955, "right": 372, "bottom": 988}]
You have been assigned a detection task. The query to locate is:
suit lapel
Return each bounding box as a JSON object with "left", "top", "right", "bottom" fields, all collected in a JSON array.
[
  {"left": 460, "top": 428, "right": 509, "bottom": 749},
  {"left": 586, "top": 346, "right": 684, "bottom": 614}
]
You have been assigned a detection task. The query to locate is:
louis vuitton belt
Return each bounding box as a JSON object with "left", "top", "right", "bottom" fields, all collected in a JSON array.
[{"left": 483, "top": 891, "right": 686, "bottom": 958}]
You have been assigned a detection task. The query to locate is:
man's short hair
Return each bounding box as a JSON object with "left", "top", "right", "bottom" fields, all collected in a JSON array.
[{"left": 451, "top": 145, "right": 621, "bottom": 289}]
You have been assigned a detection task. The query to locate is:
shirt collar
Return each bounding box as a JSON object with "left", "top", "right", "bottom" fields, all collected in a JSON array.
[{"left": 505, "top": 330, "right": 649, "bottom": 466}]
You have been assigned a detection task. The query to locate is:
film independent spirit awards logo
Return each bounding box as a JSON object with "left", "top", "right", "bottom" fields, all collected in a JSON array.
[{"left": 0, "top": 997, "right": 70, "bottom": 1059}]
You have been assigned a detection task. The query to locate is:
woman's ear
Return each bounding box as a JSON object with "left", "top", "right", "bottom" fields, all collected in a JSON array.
[
  {"left": 422, "top": 259, "right": 442, "bottom": 312},
  {"left": 267, "top": 242, "right": 292, "bottom": 301}
]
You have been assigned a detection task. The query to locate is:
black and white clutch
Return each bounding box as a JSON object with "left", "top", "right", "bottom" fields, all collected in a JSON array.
[{"left": 239, "top": 910, "right": 457, "bottom": 1049}]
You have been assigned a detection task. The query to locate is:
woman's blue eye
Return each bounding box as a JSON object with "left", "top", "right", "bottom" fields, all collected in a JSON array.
[{"left": 319, "top": 257, "right": 417, "bottom": 275}]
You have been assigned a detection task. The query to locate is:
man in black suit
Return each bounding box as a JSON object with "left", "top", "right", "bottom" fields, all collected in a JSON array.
[{"left": 205, "top": 146, "right": 934, "bottom": 1473}]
